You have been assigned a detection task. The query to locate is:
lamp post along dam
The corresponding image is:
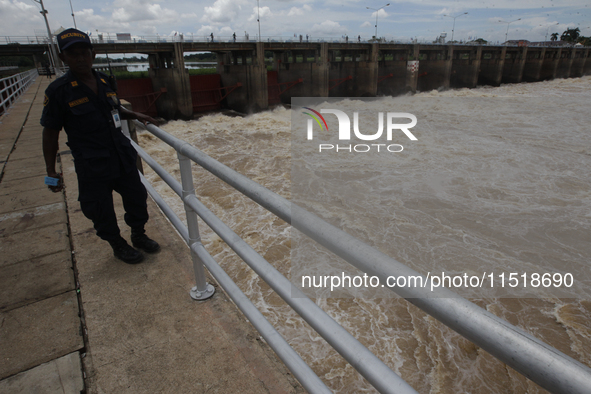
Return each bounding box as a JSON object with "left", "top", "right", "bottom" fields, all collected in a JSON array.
[{"left": 4, "top": 41, "right": 591, "bottom": 118}]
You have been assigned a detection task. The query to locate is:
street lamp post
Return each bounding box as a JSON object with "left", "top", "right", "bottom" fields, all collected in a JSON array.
[
  {"left": 68, "top": 0, "right": 77, "bottom": 28},
  {"left": 257, "top": 0, "right": 261, "bottom": 42},
  {"left": 443, "top": 12, "right": 468, "bottom": 43},
  {"left": 33, "top": 0, "right": 61, "bottom": 72},
  {"left": 499, "top": 18, "right": 521, "bottom": 44},
  {"left": 366, "top": 3, "right": 390, "bottom": 41}
]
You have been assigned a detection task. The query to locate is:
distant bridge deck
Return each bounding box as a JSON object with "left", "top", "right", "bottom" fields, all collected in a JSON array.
[{"left": 1, "top": 39, "right": 588, "bottom": 56}]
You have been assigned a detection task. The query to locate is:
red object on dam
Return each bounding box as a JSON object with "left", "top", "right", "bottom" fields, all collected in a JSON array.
[
  {"left": 117, "top": 74, "right": 243, "bottom": 115},
  {"left": 117, "top": 78, "right": 162, "bottom": 117}
]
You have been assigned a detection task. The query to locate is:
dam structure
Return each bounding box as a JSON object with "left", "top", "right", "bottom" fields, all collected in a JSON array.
[
  {"left": 3, "top": 40, "right": 590, "bottom": 118},
  {"left": 2, "top": 63, "right": 591, "bottom": 391}
]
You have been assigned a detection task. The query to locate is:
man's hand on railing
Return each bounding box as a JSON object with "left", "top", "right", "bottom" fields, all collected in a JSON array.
[
  {"left": 119, "top": 106, "right": 159, "bottom": 127},
  {"left": 136, "top": 112, "right": 159, "bottom": 126}
]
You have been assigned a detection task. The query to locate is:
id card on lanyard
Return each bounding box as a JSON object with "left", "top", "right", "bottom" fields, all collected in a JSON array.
[{"left": 111, "top": 109, "right": 122, "bottom": 128}]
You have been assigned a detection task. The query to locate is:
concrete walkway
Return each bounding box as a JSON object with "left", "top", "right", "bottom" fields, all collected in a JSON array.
[{"left": 0, "top": 76, "right": 303, "bottom": 393}]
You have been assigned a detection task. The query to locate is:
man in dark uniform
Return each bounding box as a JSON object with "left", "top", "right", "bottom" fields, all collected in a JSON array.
[{"left": 41, "top": 28, "right": 160, "bottom": 264}]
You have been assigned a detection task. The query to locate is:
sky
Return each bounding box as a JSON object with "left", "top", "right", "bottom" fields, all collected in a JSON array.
[{"left": 1, "top": 0, "right": 590, "bottom": 45}]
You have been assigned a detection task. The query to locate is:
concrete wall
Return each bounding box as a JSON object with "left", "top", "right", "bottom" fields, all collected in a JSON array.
[
  {"left": 275, "top": 62, "right": 329, "bottom": 101},
  {"left": 328, "top": 46, "right": 379, "bottom": 97},
  {"left": 217, "top": 42, "right": 268, "bottom": 113},
  {"left": 148, "top": 43, "right": 193, "bottom": 119},
  {"left": 376, "top": 48, "right": 413, "bottom": 96},
  {"left": 522, "top": 48, "right": 544, "bottom": 82},
  {"left": 274, "top": 44, "right": 329, "bottom": 102},
  {"left": 450, "top": 47, "right": 482, "bottom": 88},
  {"left": 555, "top": 48, "right": 573, "bottom": 79},
  {"left": 539, "top": 48, "right": 560, "bottom": 81},
  {"left": 584, "top": 49, "right": 591, "bottom": 75},
  {"left": 502, "top": 48, "right": 527, "bottom": 84},
  {"left": 478, "top": 47, "right": 505, "bottom": 86},
  {"left": 416, "top": 47, "right": 452, "bottom": 92},
  {"left": 377, "top": 60, "right": 408, "bottom": 96},
  {"left": 570, "top": 48, "right": 588, "bottom": 77},
  {"left": 132, "top": 42, "right": 590, "bottom": 118}
]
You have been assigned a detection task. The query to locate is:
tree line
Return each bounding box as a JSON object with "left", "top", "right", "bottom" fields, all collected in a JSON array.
[
  {"left": 551, "top": 28, "right": 590, "bottom": 46},
  {"left": 94, "top": 53, "right": 217, "bottom": 64}
]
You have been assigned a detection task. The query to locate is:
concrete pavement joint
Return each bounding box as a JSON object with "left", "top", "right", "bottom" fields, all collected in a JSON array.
[
  {"left": 0, "top": 288, "right": 76, "bottom": 314},
  {"left": 60, "top": 159, "right": 90, "bottom": 394},
  {"left": 0, "top": 77, "right": 86, "bottom": 390},
  {"left": 0, "top": 79, "right": 42, "bottom": 185}
]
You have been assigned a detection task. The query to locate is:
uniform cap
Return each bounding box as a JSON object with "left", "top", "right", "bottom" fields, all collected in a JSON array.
[{"left": 57, "top": 28, "right": 92, "bottom": 52}]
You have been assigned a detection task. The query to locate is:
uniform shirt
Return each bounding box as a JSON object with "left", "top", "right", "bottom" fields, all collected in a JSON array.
[{"left": 41, "top": 70, "right": 137, "bottom": 180}]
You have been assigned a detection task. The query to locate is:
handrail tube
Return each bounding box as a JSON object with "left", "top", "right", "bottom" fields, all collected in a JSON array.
[
  {"left": 190, "top": 242, "right": 333, "bottom": 394},
  {"left": 183, "top": 192, "right": 418, "bottom": 394},
  {"left": 137, "top": 121, "right": 591, "bottom": 393},
  {"left": 130, "top": 140, "right": 183, "bottom": 197},
  {"left": 136, "top": 122, "right": 291, "bottom": 220},
  {"left": 138, "top": 174, "right": 332, "bottom": 394},
  {"left": 292, "top": 206, "right": 591, "bottom": 393},
  {"left": 138, "top": 173, "right": 189, "bottom": 242},
  {"left": 130, "top": 137, "right": 418, "bottom": 394},
  {"left": 177, "top": 151, "right": 213, "bottom": 299},
  {"left": 1, "top": 69, "right": 37, "bottom": 116}
]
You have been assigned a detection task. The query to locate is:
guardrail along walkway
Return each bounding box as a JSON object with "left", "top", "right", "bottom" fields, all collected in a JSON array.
[{"left": 0, "top": 78, "right": 301, "bottom": 393}]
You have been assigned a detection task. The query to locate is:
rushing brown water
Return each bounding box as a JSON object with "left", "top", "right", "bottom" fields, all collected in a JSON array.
[{"left": 137, "top": 76, "right": 591, "bottom": 393}]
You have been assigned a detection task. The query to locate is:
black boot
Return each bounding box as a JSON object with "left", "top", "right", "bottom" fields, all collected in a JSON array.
[
  {"left": 131, "top": 228, "right": 160, "bottom": 253},
  {"left": 108, "top": 237, "right": 144, "bottom": 264}
]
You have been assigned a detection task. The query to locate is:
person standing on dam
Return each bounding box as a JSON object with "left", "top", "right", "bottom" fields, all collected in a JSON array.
[
  {"left": 41, "top": 28, "right": 160, "bottom": 264},
  {"left": 44, "top": 63, "right": 51, "bottom": 79}
]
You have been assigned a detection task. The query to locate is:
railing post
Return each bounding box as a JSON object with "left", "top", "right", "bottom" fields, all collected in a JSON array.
[{"left": 177, "top": 151, "right": 215, "bottom": 300}]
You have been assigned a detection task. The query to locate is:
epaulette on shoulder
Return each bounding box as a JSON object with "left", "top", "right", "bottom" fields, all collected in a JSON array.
[{"left": 96, "top": 71, "right": 110, "bottom": 84}]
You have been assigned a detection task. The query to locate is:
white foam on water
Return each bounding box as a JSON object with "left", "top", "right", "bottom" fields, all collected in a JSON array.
[{"left": 137, "top": 76, "right": 591, "bottom": 393}]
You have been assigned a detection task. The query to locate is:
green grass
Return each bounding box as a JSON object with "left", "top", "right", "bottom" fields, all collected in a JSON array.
[
  {"left": 111, "top": 67, "right": 218, "bottom": 80},
  {"left": 0, "top": 66, "right": 35, "bottom": 79},
  {"left": 112, "top": 70, "right": 149, "bottom": 80},
  {"left": 188, "top": 68, "right": 217, "bottom": 75}
]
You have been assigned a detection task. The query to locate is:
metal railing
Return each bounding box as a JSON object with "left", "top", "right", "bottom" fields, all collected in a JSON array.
[
  {"left": 0, "top": 69, "right": 37, "bottom": 118},
  {"left": 130, "top": 120, "right": 591, "bottom": 394},
  {"left": 0, "top": 34, "right": 398, "bottom": 44},
  {"left": 4, "top": 34, "right": 582, "bottom": 47}
]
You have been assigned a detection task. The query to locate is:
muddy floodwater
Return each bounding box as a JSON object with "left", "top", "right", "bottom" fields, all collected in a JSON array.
[{"left": 137, "top": 76, "right": 591, "bottom": 393}]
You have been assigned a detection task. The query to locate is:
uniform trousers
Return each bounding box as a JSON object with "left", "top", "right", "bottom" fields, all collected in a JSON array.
[{"left": 78, "top": 168, "right": 149, "bottom": 241}]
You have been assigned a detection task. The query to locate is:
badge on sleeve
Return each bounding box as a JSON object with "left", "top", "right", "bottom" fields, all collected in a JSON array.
[{"left": 106, "top": 92, "right": 119, "bottom": 105}]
